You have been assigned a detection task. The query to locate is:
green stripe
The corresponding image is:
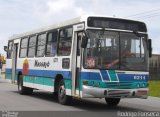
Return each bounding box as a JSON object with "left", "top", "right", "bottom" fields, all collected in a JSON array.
[
  {"left": 64, "top": 79, "right": 71, "bottom": 89},
  {"left": 44, "top": 78, "right": 54, "bottom": 86},
  {"left": 108, "top": 70, "right": 118, "bottom": 81},
  {"left": 23, "top": 76, "right": 54, "bottom": 86},
  {"left": 23, "top": 75, "right": 72, "bottom": 89}
]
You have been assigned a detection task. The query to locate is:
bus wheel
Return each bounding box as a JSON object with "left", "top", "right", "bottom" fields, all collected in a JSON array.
[
  {"left": 18, "top": 75, "right": 33, "bottom": 95},
  {"left": 105, "top": 98, "right": 120, "bottom": 106},
  {"left": 58, "top": 79, "right": 72, "bottom": 105}
]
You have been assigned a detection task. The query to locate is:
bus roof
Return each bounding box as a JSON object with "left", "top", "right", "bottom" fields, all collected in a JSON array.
[
  {"left": 9, "top": 15, "right": 146, "bottom": 40},
  {"left": 9, "top": 16, "right": 86, "bottom": 40}
]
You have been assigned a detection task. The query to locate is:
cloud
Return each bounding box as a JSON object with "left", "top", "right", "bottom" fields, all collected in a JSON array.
[
  {"left": 47, "top": 0, "right": 74, "bottom": 13},
  {"left": 34, "top": 0, "right": 86, "bottom": 25}
]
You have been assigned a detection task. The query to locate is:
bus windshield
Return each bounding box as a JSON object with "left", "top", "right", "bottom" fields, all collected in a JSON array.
[{"left": 84, "top": 30, "right": 148, "bottom": 71}]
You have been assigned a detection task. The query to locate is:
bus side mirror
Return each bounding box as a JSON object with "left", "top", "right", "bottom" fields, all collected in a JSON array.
[
  {"left": 4, "top": 46, "right": 8, "bottom": 52},
  {"left": 81, "top": 31, "right": 88, "bottom": 48},
  {"left": 148, "top": 39, "right": 152, "bottom": 58}
]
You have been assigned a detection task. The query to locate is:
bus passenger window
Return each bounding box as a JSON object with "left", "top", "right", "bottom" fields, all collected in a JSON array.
[
  {"left": 7, "top": 41, "right": 13, "bottom": 59},
  {"left": 58, "top": 27, "right": 73, "bottom": 56},
  {"left": 20, "top": 37, "right": 28, "bottom": 58},
  {"left": 36, "top": 33, "right": 46, "bottom": 57},
  {"left": 28, "top": 35, "right": 37, "bottom": 57},
  {"left": 46, "top": 31, "right": 58, "bottom": 56}
]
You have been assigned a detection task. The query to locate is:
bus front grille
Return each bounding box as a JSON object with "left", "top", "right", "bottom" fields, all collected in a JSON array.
[
  {"left": 106, "top": 82, "right": 133, "bottom": 89},
  {"left": 107, "top": 90, "right": 131, "bottom": 97}
]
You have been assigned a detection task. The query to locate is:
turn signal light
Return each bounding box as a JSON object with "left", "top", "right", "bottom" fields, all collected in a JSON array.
[{"left": 137, "top": 90, "right": 148, "bottom": 96}]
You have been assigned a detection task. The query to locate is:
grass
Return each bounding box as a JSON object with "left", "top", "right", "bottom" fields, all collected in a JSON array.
[{"left": 149, "top": 80, "right": 160, "bottom": 97}]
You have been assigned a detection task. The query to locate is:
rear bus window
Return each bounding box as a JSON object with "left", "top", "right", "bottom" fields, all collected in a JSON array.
[
  {"left": 36, "top": 33, "right": 46, "bottom": 57},
  {"left": 20, "top": 37, "right": 28, "bottom": 58},
  {"left": 28, "top": 35, "right": 37, "bottom": 57},
  {"left": 46, "top": 31, "right": 58, "bottom": 56},
  {"left": 7, "top": 41, "right": 13, "bottom": 59}
]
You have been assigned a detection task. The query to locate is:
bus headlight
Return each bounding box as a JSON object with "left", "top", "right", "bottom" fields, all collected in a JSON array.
[
  {"left": 137, "top": 83, "right": 140, "bottom": 88},
  {"left": 142, "top": 83, "right": 145, "bottom": 88},
  {"left": 90, "top": 81, "right": 94, "bottom": 86}
]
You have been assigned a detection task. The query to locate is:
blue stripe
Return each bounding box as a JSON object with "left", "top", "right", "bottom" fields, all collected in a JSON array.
[
  {"left": 80, "top": 72, "right": 148, "bottom": 82},
  {"left": 6, "top": 68, "right": 71, "bottom": 79},
  {"left": 6, "top": 68, "right": 149, "bottom": 82},
  {"left": 100, "top": 70, "right": 110, "bottom": 81},
  {"left": 81, "top": 72, "right": 101, "bottom": 80}
]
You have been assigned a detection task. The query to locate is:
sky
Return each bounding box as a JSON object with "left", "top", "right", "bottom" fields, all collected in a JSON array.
[{"left": 0, "top": 0, "right": 160, "bottom": 55}]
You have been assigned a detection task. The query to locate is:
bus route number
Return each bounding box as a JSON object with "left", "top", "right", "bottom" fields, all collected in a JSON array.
[{"left": 134, "top": 75, "right": 146, "bottom": 80}]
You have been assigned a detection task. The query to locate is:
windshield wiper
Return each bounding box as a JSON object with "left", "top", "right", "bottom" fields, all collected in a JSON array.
[
  {"left": 133, "top": 30, "right": 145, "bottom": 37},
  {"left": 133, "top": 30, "right": 141, "bottom": 37},
  {"left": 98, "top": 28, "right": 105, "bottom": 38}
]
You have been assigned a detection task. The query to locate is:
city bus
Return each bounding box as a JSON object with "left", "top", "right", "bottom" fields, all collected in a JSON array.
[{"left": 5, "top": 15, "right": 152, "bottom": 106}]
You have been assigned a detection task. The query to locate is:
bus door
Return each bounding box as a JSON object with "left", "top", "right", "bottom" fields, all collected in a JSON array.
[
  {"left": 71, "top": 24, "right": 84, "bottom": 97},
  {"left": 12, "top": 43, "right": 19, "bottom": 83},
  {"left": 71, "top": 32, "right": 83, "bottom": 97},
  {"left": 76, "top": 32, "right": 83, "bottom": 96}
]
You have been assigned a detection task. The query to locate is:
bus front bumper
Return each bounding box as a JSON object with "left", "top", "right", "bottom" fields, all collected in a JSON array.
[{"left": 82, "top": 85, "right": 148, "bottom": 99}]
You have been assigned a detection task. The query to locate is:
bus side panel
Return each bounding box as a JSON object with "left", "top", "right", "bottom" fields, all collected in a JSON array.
[{"left": 16, "top": 57, "right": 72, "bottom": 95}]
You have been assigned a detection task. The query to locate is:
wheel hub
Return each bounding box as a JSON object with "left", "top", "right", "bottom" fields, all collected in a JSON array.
[
  {"left": 59, "top": 85, "right": 66, "bottom": 98},
  {"left": 19, "top": 82, "right": 22, "bottom": 91}
]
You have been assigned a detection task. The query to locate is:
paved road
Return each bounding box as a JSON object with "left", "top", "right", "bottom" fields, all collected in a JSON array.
[{"left": 0, "top": 77, "right": 160, "bottom": 112}]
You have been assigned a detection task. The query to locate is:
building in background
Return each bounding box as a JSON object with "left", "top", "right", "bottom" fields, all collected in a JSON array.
[{"left": 149, "top": 54, "right": 160, "bottom": 80}]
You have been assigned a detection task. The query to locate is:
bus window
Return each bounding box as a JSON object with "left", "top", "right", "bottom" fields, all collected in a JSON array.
[
  {"left": 7, "top": 41, "right": 13, "bottom": 59},
  {"left": 20, "top": 37, "right": 28, "bottom": 58},
  {"left": 36, "top": 33, "right": 46, "bottom": 57},
  {"left": 58, "top": 27, "right": 73, "bottom": 56},
  {"left": 46, "top": 31, "right": 58, "bottom": 56},
  {"left": 28, "top": 35, "right": 37, "bottom": 57}
]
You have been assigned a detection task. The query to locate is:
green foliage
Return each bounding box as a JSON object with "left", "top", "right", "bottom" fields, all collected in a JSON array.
[{"left": 149, "top": 80, "right": 160, "bottom": 97}]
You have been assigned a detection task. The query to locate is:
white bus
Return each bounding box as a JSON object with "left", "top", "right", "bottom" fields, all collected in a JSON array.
[{"left": 5, "top": 16, "right": 152, "bottom": 106}]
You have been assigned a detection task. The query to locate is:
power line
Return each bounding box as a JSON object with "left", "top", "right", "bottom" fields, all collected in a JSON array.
[
  {"left": 133, "top": 12, "right": 160, "bottom": 19},
  {"left": 124, "top": 8, "right": 160, "bottom": 18},
  {"left": 143, "top": 14, "right": 160, "bottom": 19}
]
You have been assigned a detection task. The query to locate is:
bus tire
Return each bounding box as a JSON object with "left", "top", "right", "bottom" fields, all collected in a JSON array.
[
  {"left": 18, "top": 75, "right": 33, "bottom": 95},
  {"left": 58, "top": 79, "right": 72, "bottom": 105},
  {"left": 105, "top": 98, "right": 120, "bottom": 106}
]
